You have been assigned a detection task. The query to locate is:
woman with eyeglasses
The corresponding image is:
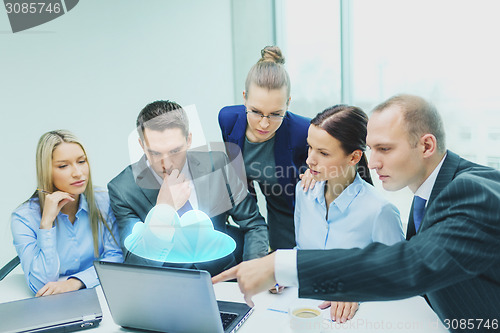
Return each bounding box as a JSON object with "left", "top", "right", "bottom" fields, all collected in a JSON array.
[{"left": 218, "top": 46, "right": 310, "bottom": 252}]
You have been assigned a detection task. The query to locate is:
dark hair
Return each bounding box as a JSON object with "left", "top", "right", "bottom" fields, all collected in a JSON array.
[
  {"left": 372, "top": 94, "right": 446, "bottom": 152},
  {"left": 311, "top": 105, "right": 373, "bottom": 185},
  {"left": 136, "top": 100, "right": 189, "bottom": 140},
  {"left": 245, "top": 46, "right": 291, "bottom": 100}
]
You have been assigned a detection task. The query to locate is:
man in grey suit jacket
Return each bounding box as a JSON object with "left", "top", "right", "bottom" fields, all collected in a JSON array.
[
  {"left": 214, "top": 94, "right": 500, "bottom": 328},
  {"left": 108, "top": 100, "right": 269, "bottom": 276}
]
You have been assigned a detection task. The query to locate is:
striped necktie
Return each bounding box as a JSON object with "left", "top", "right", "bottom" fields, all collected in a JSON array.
[{"left": 413, "top": 196, "right": 427, "bottom": 232}]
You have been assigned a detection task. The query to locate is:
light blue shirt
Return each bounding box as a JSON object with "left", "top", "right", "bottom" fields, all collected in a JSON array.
[
  {"left": 11, "top": 190, "right": 123, "bottom": 293},
  {"left": 294, "top": 174, "right": 404, "bottom": 250}
]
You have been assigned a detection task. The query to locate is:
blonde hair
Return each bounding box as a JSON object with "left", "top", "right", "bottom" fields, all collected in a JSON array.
[
  {"left": 35, "top": 130, "right": 117, "bottom": 257},
  {"left": 245, "top": 46, "right": 291, "bottom": 101}
]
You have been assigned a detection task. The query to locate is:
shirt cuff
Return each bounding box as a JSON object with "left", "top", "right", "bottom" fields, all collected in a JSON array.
[
  {"left": 274, "top": 249, "right": 298, "bottom": 287},
  {"left": 37, "top": 227, "right": 58, "bottom": 258},
  {"left": 68, "top": 266, "right": 98, "bottom": 289}
]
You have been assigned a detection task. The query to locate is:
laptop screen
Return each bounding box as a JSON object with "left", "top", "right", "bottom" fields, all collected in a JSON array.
[{"left": 94, "top": 261, "right": 251, "bottom": 333}]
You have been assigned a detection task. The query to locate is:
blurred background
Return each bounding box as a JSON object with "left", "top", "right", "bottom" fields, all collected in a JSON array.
[{"left": 1, "top": 0, "right": 499, "bottom": 266}]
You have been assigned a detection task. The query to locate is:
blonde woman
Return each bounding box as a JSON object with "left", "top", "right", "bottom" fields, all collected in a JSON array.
[{"left": 11, "top": 130, "right": 123, "bottom": 296}]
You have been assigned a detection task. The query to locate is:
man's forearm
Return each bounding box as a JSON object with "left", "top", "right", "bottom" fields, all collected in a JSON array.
[{"left": 242, "top": 227, "right": 269, "bottom": 260}]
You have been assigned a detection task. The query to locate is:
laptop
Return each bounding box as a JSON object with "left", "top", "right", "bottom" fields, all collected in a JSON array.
[
  {"left": 94, "top": 261, "right": 252, "bottom": 333},
  {"left": 0, "top": 288, "right": 102, "bottom": 333}
]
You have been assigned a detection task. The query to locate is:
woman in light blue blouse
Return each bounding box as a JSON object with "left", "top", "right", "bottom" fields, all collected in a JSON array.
[
  {"left": 11, "top": 130, "right": 123, "bottom": 296},
  {"left": 294, "top": 105, "right": 405, "bottom": 323}
]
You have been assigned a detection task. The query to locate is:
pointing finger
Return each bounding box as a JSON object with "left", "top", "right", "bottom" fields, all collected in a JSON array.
[
  {"left": 244, "top": 294, "right": 254, "bottom": 308},
  {"left": 212, "top": 266, "right": 238, "bottom": 284}
]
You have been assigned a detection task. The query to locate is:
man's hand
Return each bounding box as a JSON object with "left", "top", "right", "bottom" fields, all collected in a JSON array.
[
  {"left": 157, "top": 169, "right": 191, "bottom": 209},
  {"left": 36, "top": 278, "right": 84, "bottom": 297},
  {"left": 269, "top": 284, "right": 285, "bottom": 294},
  {"left": 318, "top": 301, "right": 359, "bottom": 323},
  {"left": 212, "top": 253, "right": 277, "bottom": 307}
]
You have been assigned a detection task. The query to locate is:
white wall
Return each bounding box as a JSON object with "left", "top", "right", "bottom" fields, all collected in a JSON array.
[
  {"left": 0, "top": 0, "right": 237, "bottom": 266},
  {"left": 231, "top": 0, "right": 276, "bottom": 102}
]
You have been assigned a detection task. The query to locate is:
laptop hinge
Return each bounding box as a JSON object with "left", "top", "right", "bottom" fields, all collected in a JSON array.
[{"left": 82, "top": 314, "right": 97, "bottom": 321}]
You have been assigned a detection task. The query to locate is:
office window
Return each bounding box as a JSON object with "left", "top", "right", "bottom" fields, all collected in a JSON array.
[
  {"left": 351, "top": 0, "right": 500, "bottom": 219},
  {"left": 350, "top": 0, "right": 500, "bottom": 169},
  {"left": 458, "top": 127, "right": 473, "bottom": 141},
  {"left": 488, "top": 128, "right": 500, "bottom": 141},
  {"left": 279, "top": 0, "right": 500, "bottom": 222},
  {"left": 277, "top": 0, "right": 341, "bottom": 118},
  {"left": 487, "top": 157, "right": 500, "bottom": 170}
]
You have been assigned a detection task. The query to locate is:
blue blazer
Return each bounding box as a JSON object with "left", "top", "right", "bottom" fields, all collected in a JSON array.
[
  {"left": 218, "top": 105, "right": 310, "bottom": 210},
  {"left": 296, "top": 151, "right": 500, "bottom": 326}
]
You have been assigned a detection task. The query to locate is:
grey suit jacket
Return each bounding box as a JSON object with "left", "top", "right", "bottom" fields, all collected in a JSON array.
[
  {"left": 296, "top": 151, "right": 500, "bottom": 326},
  {"left": 108, "top": 150, "right": 269, "bottom": 276}
]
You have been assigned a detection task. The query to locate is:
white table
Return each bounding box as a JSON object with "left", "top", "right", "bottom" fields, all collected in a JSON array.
[{"left": 0, "top": 267, "right": 448, "bottom": 332}]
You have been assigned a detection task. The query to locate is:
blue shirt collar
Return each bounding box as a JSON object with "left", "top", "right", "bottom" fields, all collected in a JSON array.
[
  {"left": 77, "top": 193, "right": 89, "bottom": 214},
  {"left": 311, "top": 173, "right": 364, "bottom": 213},
  {"left": 310, "top": 180, "right": 326, "bottom": 205}
]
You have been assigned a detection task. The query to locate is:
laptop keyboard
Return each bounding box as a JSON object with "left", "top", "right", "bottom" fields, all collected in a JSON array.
[{"left": 220, "top": 312, "right": 238, "bottom": 330}]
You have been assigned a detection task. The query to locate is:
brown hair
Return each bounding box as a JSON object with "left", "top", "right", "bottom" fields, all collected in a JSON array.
[
  {"left": 136, "top": 100, "right": 189, "bottom": 141},
  {"left": 311, "top": 105, "right": 373, "bottom": 185},
  {"left": 245, "top": 46, "right": 291, "bottom": 101}
]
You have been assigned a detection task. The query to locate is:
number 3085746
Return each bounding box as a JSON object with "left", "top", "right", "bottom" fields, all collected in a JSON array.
[
  {"left": 5, "top": 2, "right": 61, "bottom": 14},
  {"left": 443, "top": 319, "right": 498, "bottom": 331}
]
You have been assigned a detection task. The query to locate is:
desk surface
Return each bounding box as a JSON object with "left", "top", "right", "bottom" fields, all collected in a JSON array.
[{"left": 0, "top": 267, "right": 447, "bottom": 332}]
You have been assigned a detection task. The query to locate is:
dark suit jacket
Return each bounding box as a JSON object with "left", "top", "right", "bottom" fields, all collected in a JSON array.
[
  {"left": 107, "top": 150, "right": 269, "bottom": 276},
  {"left": 296, "top": 151, "right": 500, "bottom": 325},
  {"left": 218, "top": 105, "right": 310, "bottom": 248}
]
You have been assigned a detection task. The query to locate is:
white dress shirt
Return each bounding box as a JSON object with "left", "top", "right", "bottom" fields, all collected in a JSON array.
[{"left": 414, "top": 153, "right": 447, "bottom": 205}]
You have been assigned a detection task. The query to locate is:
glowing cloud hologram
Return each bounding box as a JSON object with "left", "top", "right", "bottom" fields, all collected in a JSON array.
[{"left": 124, "top": 204, "right": 236, "bottom": 263}]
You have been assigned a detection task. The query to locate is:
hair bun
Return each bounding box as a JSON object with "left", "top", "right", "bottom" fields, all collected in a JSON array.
[{"left": 259, "top": 46, "right": 285, "bottom": 64}]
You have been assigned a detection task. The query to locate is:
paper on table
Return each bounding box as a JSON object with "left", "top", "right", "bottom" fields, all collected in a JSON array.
[
  {"left": 267, "top": 287, "right": 324, "bottom": 314},
  {"left": 267, "top": 287, "right": 298, "bottom": 313}
]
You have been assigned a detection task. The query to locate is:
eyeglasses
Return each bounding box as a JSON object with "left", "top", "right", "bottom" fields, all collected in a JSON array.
[{"left": 246, "top": 109, "right": 285, "bottom": 123}]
